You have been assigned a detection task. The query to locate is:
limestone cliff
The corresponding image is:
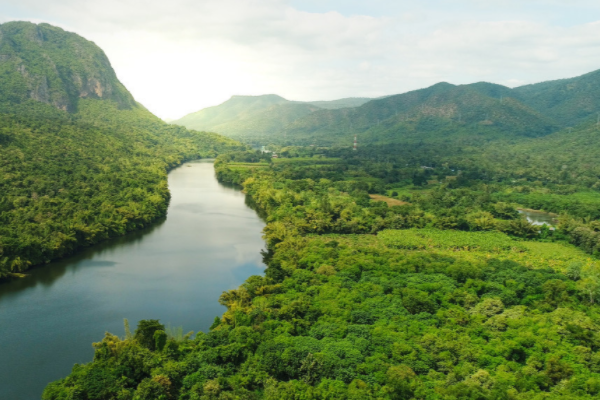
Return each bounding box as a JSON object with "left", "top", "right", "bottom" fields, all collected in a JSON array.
[{"left": 0, "top": 21, "right": 136, "bottom": 111}]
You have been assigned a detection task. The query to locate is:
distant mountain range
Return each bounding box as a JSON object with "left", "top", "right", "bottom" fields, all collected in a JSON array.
[
  {"left": 172, "top": 69, "right": 600, "bottom": 146},
  {"left": 171, "top": 95, "right": 374, "bottom": 144}
]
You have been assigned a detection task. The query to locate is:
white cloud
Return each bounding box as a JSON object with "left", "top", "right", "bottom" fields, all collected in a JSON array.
[{"left": 1, "top": 0, "right": 600, "bottom": 119}]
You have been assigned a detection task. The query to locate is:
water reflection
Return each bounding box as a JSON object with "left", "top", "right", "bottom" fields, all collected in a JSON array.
[
  {"left": 245, "top": 192, "right": 268, "bottom": 221},
  {"left": 0, "top": 219, "right": 166, "bottom": 302},
  {"left": 518, "top": 209, "right": 558, "bottom": 226},
  {"left": 0, "top": 160, "right": 266, "bottom": 400}
]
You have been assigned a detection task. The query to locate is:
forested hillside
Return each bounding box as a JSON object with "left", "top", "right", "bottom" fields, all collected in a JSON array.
[
  {"left": 282, "top": 82, "right": 557, "bottom": 146},
  {"left": 172, "top": 95, "right": 373, "bottom": 144},
  {"left": 0, "top": 21, "right": 136, "bottom": 110},
  {"left": 0, "top": 22, "right": 243, "bottom": 279},
  {"left": 193, "top": 102, "right": 321, "bottom": 145},
  {"left": 175, "top": 95, "right": 290, "bottom": 132},
  {"left": 174, "top": 68, "right": 600, "bottom": 148},
  {"left": 175, "top": 82, "right": 557, "bottom": 146},
  {"left": 307, "top": 97, "right": 373, "bottom": 110},
  {"left": 514, "top": 69, "right": 600, "bottom": 127}
]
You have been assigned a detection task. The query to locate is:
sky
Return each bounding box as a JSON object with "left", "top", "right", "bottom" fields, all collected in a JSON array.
[{"left": 2, "top": 0, "right": 600, "bottom": 120}]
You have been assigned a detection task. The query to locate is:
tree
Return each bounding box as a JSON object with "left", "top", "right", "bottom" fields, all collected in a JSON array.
[
  {"left": 577, "top": 265, "right": 600, "bottom": 304},
  {"left": 133, "top": 376, "right": 172, "bottom": 400},
  {"left": 542, "top": 279, "right": 569, "bottom": 306},
  {"left": 134, "top": 320, "right": 165, "bottom": 350},
  {"left": 154, "top": 330, "right": 167, "bottom": 352},
  {"left": 387, "top": 365, "right": 416, "bottom": 399},
  {"left": 402, "top": 289, "right": 437, "bottom": 314},
  {"left": 577, "top": 278, "right": 600, "bottom": 304}
]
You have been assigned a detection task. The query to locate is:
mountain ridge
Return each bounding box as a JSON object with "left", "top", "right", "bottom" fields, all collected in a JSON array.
[
  {"left": 513, "top": 68, "right": 600, "bottom": 127},
  {"left": 171, "top": 94, "right": 374, "bottom": 142},
  {"left": 0, "top": 21, "right": 137, "bottom": 112},
  {"left": 172, "top": 68, "right": 600, "bottom": 146}
]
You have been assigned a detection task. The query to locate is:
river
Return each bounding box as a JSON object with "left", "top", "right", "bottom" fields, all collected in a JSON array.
[{"left": 0, "top": 160, "right": 266, "bottom": 400}]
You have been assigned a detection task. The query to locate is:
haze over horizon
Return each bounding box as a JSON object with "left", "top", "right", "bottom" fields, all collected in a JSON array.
[{"left": 2, "top": 0, "right": 600, "bottom": 120}]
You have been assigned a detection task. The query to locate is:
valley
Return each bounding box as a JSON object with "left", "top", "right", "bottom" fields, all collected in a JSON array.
[
  {"left": 2, "top": 18, "right": 600, "bottom": 400},
  {"left": 0, "top": 161, "right": 266, "bottom": 399}
]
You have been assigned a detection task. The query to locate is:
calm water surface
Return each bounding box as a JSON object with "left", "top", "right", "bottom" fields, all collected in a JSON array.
[
  {"left": 0, "top": 160, "right": 266, "bottom": 400},
  {"left": 518, "top": 209, "right": 558, "bottom": 226}
]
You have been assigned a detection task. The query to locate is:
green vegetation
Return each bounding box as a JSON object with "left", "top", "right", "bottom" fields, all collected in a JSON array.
[
  {"left": 279, "top": 83, "right": 557, "bottom": 147},
  {"left": 378, "top": 229, "right": 527, "bottom": 252},
  {"left": 0, "top": 21, "right": 136, "bottom": 111},
  {"left": 513, "top": 69, "right": 600, "bottom": 127},
  {"left": 172, "top": 95, "right": 372, "bottom": 145},
  {"left": 174, "top": 67, "right": 600, "bottom": 149},
  {"left": 0, "top": 22, "right": 243, "bottom": 278},
  {"left": 44, "top": 152, "right": 600, "bottom": 399},
  {"left": 6, "top": 19, "right": 600, "bottom": 400}
]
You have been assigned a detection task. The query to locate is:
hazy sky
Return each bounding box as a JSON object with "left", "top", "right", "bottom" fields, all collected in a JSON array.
[{"left": 2, "top": 0, "right": 600, "bottom": 120}]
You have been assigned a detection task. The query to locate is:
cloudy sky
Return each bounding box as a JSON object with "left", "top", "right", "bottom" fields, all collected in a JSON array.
[{"left": 2, "top": 0, "right": 600, "bottom": 120}]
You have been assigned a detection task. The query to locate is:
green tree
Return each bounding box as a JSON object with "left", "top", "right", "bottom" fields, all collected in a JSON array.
[{"left": 134, "top": 320, "right": 165, "bottom": 350}]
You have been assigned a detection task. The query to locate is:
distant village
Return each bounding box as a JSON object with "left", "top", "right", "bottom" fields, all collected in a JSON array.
[{"left": 261, "top": 146, "right": 278, "bottom": 158}]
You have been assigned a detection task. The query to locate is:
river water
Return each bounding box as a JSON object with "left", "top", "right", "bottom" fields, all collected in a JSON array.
[{"left": 0, "top": 160, "right": 266, "bottom": 400}]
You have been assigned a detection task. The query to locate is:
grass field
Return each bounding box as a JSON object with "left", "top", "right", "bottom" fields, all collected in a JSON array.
[
  {"left": 272, "top": 157, "right": 341, "bottom": 165},
  {"left": 319, "top": 229, "right": 597, "bottom": 273},
  {"left": 379, "top": 229, "right": 526, "bottom": 252},
  {"left": 369, "top": 194, "right": 409, "bottom": 206}
]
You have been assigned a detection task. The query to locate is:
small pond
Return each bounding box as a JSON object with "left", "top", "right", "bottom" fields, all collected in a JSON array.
[{"left": 518, "top": 209, "right": 558, "bottom": 226}]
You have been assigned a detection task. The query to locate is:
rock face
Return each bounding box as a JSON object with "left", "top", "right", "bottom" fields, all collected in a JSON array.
[{"left": 0, "top": 21, "right": 136, "bottom": 111}]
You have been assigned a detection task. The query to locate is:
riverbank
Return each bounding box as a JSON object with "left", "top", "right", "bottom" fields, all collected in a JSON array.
[
  {"left": 0, "top": 160, "right": 266, "bottom": 399},
  {"left": 42, "top": 153, "right": 600, "bottom": 400}
]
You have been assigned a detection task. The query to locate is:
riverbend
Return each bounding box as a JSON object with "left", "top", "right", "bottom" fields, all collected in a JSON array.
[{"left": 0, "top": 160, "right": 266, "bottom": 399}]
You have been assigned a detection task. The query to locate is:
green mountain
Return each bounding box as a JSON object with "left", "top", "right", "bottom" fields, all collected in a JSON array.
[
  {"left": 0, "top": 22, "right": 242, "bottom": 279},
  {"left": 174, "top": 95, "right": 313, "bottom": 143},
  {"left": 307, "top": 97, "right": 373, "bottom": 109},
  {"left": 282, "top": 82, "right": 556, "bottom": 146},
  {"left": 293, "top": 69, "right": 600, "bottom": 146},
  {"left": 0, "top": 22, "right": 136, "bottom": 111},
  {"left": 172, "top": 95, "right": 373, "bottom": 144},
  {"left": 211, "top": 102, "right": 321, "bottom": 143},
  {"left": 471, "top": 117, "right": 600, "bottom": 188},
  {"left": 174, "top": 69, "right": 600, "bottom": 147},
  {"left": 174, "top": 82, "right": 559, "bottom": 147},
  {"left": 514, "top": 69, "right": 600, "bottom": 127},
  {"left": 175, "top": 94, "right": 289, "bottom": 132}
]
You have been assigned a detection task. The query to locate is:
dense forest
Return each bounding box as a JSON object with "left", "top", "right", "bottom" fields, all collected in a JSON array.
[
  {"left": 43, "top": 151, "right": 600, "bottom": 399},
  {"left": 0, "top": 22, "right": 244, "bottom": 278},
  {"left": 6, "top": 18, "right": 600, "bottom": 400},
  {"left": 0, "top": 100, "right": 242, "bottom": 278}
]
